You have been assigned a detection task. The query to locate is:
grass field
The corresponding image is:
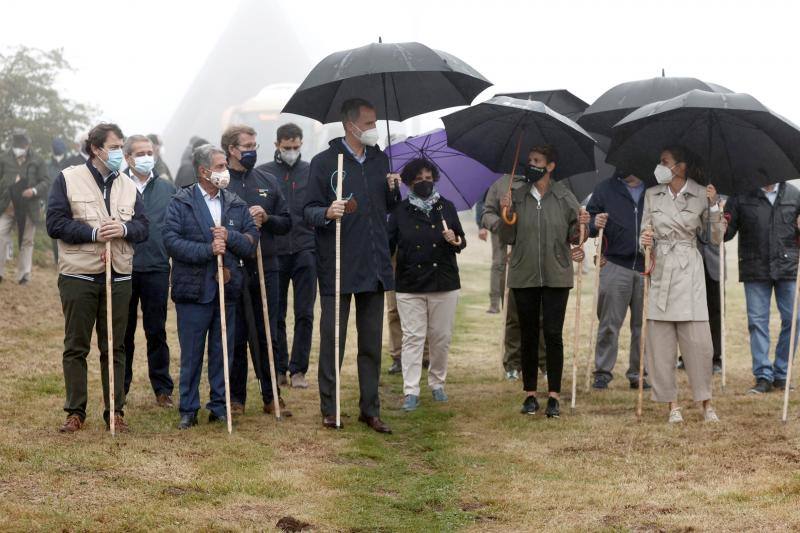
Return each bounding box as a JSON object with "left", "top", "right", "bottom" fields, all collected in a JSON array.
[{"left": 2, "top": 222, "right": 800, "bottom": 532}]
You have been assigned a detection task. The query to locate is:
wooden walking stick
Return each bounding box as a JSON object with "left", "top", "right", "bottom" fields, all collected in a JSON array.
[
  {"left": 636, "top": 225, "right": 653, "bottom": 420},
  {"left": 334, "top": 154, "right": 344, "bottom": 429},
  {"left": 781, "top": 252, "right": 800, "bottom": 422},
  {"left": 256, "top": 244, "right": 282, "bottom": 420},
  {"left": 441, "top": 218, "right": 462, "bottom": 246},
  {"left": 570, "top": 210, "right": 587, "bottom": 411},
  {"left": 105, "top": 240, "right": 115, "bottom": 436},
  {"left": 720, "top": 239, "right": 727, "bottom": 392},
  {"left": 216, "top": 228, "right": 233, "bottom": 434},
  {"left": 585, "top": 227, "right": 604, "bottom": 392}
]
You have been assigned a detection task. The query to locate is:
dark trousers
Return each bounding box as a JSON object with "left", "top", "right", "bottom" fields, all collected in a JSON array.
[
  {"left": 231, "top": 269, "right": 280, "bottom": 405},
  {"left": 705, "top": 269, "right": 722, "bottom": 365},
  {"left": 318, "top": 291, "right": 384, "bottom": 418},
  {"left": 276, "top": 250, "right": 317, "bottom": 376},
  {"left": 512, "top": 286, "right": 570, "bottom": 394},
  {"left": 176, "top": 297, "right": 236, "bottom": 418},
  {"left": 123, "top": 270, "right": 173, "bottom": 396},
  {"left": 58, "top": 275, "right": 132, "bottom": 420}
]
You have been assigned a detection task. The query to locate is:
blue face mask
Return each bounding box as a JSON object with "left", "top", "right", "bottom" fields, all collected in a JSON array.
[
  {"left": 104, "top": 148, "right": 124, "bottom": 172},
  {"left": 238, "top": 150, "right": 258, "bottom": 170}
]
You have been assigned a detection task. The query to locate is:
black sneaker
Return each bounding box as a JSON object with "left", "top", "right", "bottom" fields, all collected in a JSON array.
[
  {"left": 712, "top": 361, "right": 722, "bottom": 374},
  {"left": 748, "top": 378, "right": 772, "bottom": 394},
  {"left": 592, "top": 376, "right": 609, "bottom": 390},
  {"left": 545, "top": 397, "right": 560, "bottom": 418},
  {"left": 630, "top": 379, "right": 651, "bottom": 390},
  {"left": 520, "top": 396, "right": 539, "bottom": 415},
  {"left": 387, "top": 360, "right": 402, "bottom": 374}
]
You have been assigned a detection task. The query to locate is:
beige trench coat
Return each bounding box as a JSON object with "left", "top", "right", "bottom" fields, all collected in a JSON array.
[{"left": 640, "top": 179, "right": 723, "bottom": 321}]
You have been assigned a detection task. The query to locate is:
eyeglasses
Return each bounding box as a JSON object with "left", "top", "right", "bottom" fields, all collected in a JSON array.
[{"left": 237, "top": 143, "right": 260, "bottom": 151}]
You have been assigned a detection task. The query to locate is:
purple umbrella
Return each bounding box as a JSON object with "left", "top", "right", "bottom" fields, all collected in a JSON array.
[{"left": 385, "top": 129, "right": 501, "bottom": 211}]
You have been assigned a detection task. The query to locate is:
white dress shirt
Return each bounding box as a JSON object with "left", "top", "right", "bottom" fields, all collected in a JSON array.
[{"left": 201, "top": 187, "right": 222, "bottom": 226}]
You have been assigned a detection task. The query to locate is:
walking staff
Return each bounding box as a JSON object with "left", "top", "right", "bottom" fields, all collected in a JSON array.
[
  {"left": 334, "top": 153, "right": 344, "bottom": 428},
  {"left": 217, "top": 225, "right": 233, "bottom": 434},
  {"left": 585, "top": 227, "right": 604, "bottom": 392},
  {"left": 570, "top": 215, "right": 587, "bottom": 410},
  {"left": 782, "top": 261, "right": 800, "bottom": 422},
  {"left": 105, "top": 240, "right": 115, "bottom": 435},
  {"left": 636, "top": 228, "right": 652, "bottom": 420},
  {"left": 256, "top": 244, "right": 282, "bottom": 420}
]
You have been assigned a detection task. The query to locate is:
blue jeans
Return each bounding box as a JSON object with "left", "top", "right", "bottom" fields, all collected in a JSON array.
[
  {"left": 744, "top": 281, "right": 799, "bottom": 382},
  {"left": 176, "top": 298, "right": 236, "bottom": 417}
]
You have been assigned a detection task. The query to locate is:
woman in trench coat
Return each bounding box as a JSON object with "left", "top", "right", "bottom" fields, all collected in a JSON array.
[{"left": 640, "top": 145, "right": 724, "bottom": 424}]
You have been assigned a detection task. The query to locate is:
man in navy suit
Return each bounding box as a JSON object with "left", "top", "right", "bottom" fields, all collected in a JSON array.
[{"left": 163, "top": 144, "right": 258, "bottom": 430}]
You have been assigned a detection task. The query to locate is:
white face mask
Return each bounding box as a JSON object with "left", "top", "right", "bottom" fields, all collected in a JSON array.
[
  {"left": 279, "top": 149, "right": 300, "bottom": 166},
  {"left": 12, "top": 147, "right": 26, "bottom": 158},
  {"left": 353, "top": 124, "right": 379, "bottom": 147},
  {"left": 207, "top": 169, "right": 230, "bottom": 189},
  {"left": 133, "top": 155, "right": 155, "bottom": 175},
  {"left": 653, "top": 163, "right": 675, "bottom": 184}
]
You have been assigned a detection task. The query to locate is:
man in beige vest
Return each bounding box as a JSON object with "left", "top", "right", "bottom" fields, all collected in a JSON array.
[{"left": 46, "top": 123, "right": 149, "bottom": 434}]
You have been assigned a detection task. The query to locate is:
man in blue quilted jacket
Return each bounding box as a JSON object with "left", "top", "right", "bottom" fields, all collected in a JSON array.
[{"left": 163, "top": 144, "right": 258, "bottom": 430}]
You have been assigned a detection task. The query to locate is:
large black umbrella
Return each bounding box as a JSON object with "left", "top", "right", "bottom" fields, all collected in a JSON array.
[
  {"left": 495, "top": 89, "right": 589, "bottom": 121},
  {"left": 606, "top": 89, "right": 800, "bottom": 194},
  {"left": 442, "top": 96, "right": 596, "bottom": 179},
  {"left": 282, "top": 41, "right": 491, "bottom": 124},
  {"left": 579, "top": 76, "right": 731, "bottom": 139}
]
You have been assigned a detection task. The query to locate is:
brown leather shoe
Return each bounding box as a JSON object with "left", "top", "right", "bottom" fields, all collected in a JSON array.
[
  {"left": 263, "top": 397, "right": 293, "bottom": 417},
  {"left": 58, "top": 414, "right": 84, "bottom": 433},
  {"left": 155, "top": 393, "right": 174, "bottom": 408},
  {"left": 230, "top": 402, "right": 245, "bottom": 416},
  {"left": 358, "top": 414, "right": 392, "bottom": 434},
  {"left": 106, "top": 414, "right": 129, "bottom": 433},
  {"left": 322, "top": 415, "right": 343, "bottom": 429}
]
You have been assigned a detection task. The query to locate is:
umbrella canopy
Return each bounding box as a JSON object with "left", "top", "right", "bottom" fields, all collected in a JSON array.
[
  {"left": 384, "top": 129, "right": 501, "bottom": 211},
  {"left": 606, "top": 90, "right": 800, "bottom": 193},
  {"left": 561, "top": 145, "right": 616, "bottom": 203},
  {"left": 442, "top": 96, "right": 597, "bottom": 179},
  {"left": 282, "top": 41, "right": 492, "bottom": 124},
  {"left": 579, "top": 77, "right": 731, "bottom": 138},
  {"left": 495, "top": 89, "right": 589, "bottom": 121}
]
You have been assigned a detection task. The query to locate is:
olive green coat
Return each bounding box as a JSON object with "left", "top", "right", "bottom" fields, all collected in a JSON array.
[{"left": 498, "top": 178, "right": 581, "bottom": 288}]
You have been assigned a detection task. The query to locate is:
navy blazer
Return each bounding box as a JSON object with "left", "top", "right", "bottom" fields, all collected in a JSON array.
[
  {"left": 304, "top": 138, "right": 400, "bottom": 296},
  {"left": 163, "top": 184, "right": 258, "bottom": 304}
]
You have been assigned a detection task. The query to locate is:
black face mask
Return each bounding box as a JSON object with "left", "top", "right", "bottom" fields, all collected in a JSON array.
[
  {"left": 412, "top": 180, "right": 434, "bottom": 198},
  {"left": 525, "top": 164, "right": 547, "bottom": 183}
]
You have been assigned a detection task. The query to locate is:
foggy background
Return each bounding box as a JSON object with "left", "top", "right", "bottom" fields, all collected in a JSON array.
[{"left": 3, "top": 0, "right": 798, "bottom": 171}]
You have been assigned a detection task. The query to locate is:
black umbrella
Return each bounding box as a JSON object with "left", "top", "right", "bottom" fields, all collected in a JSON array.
[
  {"left": 495, "top": 89, "right": 589, "bottom": 121},
  {"left": 442, "top": 96, "right": 597, "bottom": 179},
  {"left": 562, "top": 145, "right": 616, "bottom": 203},
  {"left": 606, "top": 89, "right": 800, "bottom": 194},
  {"left": 579, "top": 76, "right": 731, "bottom": 139},
  {"left": 282, "top": 41, "right": 492, "bottom": 124}
]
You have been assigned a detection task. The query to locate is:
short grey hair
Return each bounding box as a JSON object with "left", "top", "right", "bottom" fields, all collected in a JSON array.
[
  {"left": 123, "top": 134, "right": 152, "bottom": 156},
  {"left": 192, "top": 143, "right": 226, "bottom": 174}
]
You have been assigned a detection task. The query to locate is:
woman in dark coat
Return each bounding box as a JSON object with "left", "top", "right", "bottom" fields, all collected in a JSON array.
[{"left": 388, "top": 158, "right": 466, "bottom": 412}]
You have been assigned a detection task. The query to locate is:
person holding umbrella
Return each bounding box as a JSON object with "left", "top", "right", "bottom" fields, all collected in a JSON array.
[
  {"left": 639, "top": 145, "right": 724, "bottom": 423},
  {"left": 304, "top": 98, "right": 400, "bottom": 433},
  {"left": 498, "top": 145, "right": 589, "bottom": 418},
  {"left": 723, "top": 182, "right": 800, "bottom": 394},
  {"left": 388, "top": 158, "right": 466, "bottom": 411}
]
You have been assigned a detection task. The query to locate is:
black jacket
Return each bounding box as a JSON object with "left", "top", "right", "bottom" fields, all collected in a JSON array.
[
  {"left": 258, "top": 154, "right": 315, "bottom": 255},
  {"left": 724, "top": 182, "right": 800, "bottom": 282},
  {"left": 227, "top": 166, "right": 291, "bottom": 272},
  {"left": 389, "top": 197, "right": 465, "bottom": 293},
  {"left": 304, "top": 138, "right": 400, "bottom": 296},
  {"left": 586, "top": 176, "right": 645, "bottom": 272}
]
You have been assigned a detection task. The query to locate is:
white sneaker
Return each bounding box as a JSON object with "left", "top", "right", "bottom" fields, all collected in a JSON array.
[
  {"left": 704, "top": 407, "right": 720, "bottom": 422},
  {"left": 668, "top": 407, "right": 684, "bottom": 424}
]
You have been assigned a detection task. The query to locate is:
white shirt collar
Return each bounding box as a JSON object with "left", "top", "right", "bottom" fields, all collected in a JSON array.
[
  {"left": 129, "top": 170, "right": 154, "bottom": 193},
  {"left": 669, "top": 181, "right": 689, "bottom": 200}
]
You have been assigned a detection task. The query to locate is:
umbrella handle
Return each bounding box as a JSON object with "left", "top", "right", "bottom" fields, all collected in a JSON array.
[
  {"left": 441, "top": 218, "right": 462, "bottom": 246},
  {"left": 502, "top": 206, "right": 517, "bottom": 225}
]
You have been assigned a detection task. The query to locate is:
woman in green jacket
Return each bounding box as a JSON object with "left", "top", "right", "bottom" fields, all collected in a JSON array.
[{"left": 499, "top": 145, "right": 588, "bottom": 418}]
